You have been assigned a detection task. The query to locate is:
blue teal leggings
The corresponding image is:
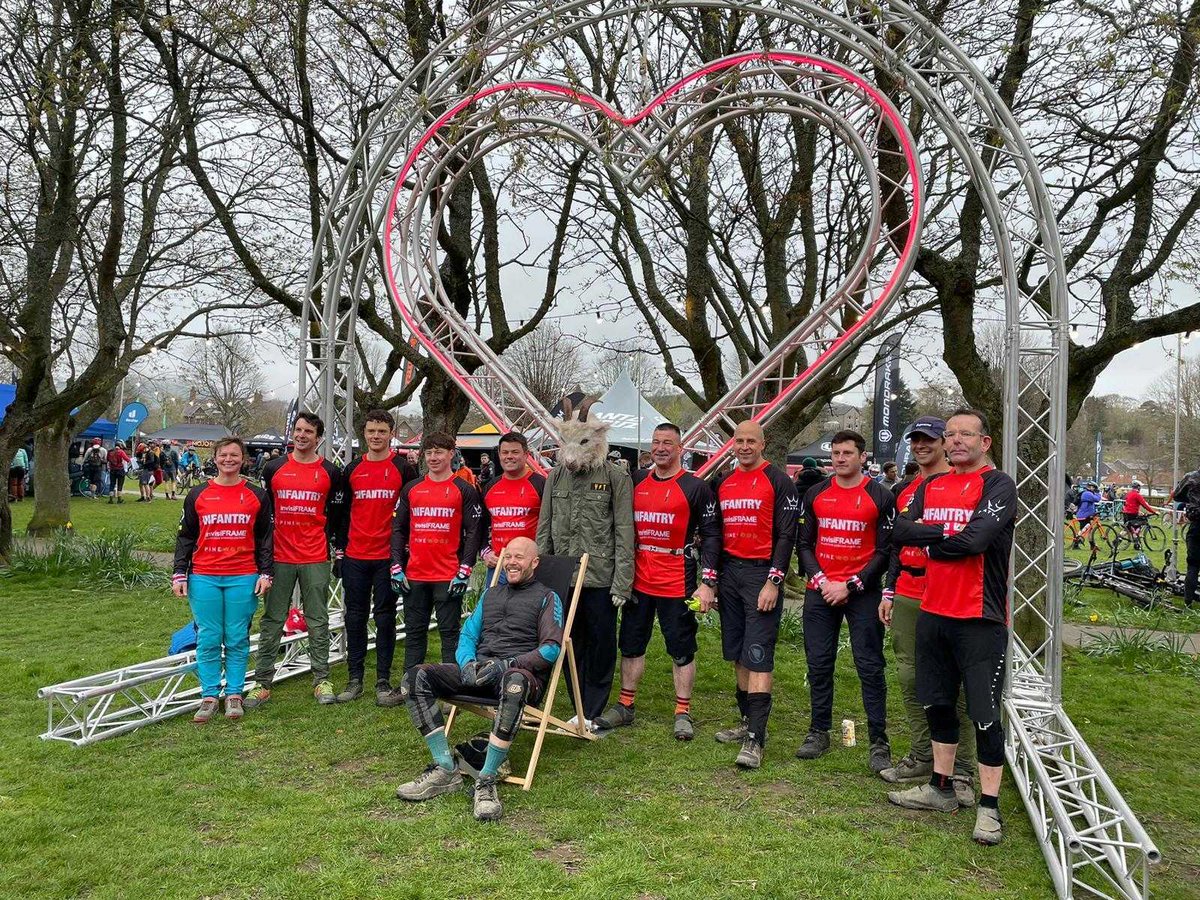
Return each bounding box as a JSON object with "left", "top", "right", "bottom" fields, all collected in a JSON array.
[{"left": 188, "top": 574, "right": 259, "bottom": 697}]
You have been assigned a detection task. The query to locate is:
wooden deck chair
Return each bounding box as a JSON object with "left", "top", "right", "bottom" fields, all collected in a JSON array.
[{"left": 443, "top": 549, "right": 595, "bottom": 790}]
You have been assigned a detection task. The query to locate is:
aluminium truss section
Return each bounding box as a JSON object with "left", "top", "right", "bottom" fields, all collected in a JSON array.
[{"left": 39, "top": 611, "right": 414, "bottom": 747}]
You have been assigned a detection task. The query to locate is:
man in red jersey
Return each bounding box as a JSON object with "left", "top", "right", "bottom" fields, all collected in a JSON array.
[
  {"left": 244, "top": 412, "right": 343, "bottom": 708},
  {"left": 332, "top": 409, "right": 418, "bottom": 705},
  {"left": 711, "top": 420, "right": 798, "bottom": 769},
  {"left": 878, "top": 419, "right": 976, "bottom": 801},
  {"left": 391, "top": 431, "right": 484, "bottom": 675},
  {"left": 796, "top": 430, "right": 895, "bottom": 771},
  {"left": 887, "top": 409, "right": 1017, "bottom": 847},
  {"left": 479, "top": 431, "right": 545, "bottom": 576},
  {"left": 594, "top": 423, "right": 721, "bottom": 740}
]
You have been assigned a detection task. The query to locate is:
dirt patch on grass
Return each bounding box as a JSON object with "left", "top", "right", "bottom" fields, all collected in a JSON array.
[
  {"left": 504, "top": 806, "right": 550, "bottom": 841},
  {"left": 533, "top": 841, "right": 584, "bottom": 875}
]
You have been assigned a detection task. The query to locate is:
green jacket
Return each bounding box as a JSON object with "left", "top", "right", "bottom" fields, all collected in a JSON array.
[{"left": 536, "top": 461, "right": 634, "bottom": 599}]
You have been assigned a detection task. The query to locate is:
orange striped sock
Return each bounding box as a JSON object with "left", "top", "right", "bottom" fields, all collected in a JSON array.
[
  {"left": 675, "top": 696, "right": 691, "bottom": 716},
  {"left": 619, "top": 688, "right": 636, "bottom": 708}
]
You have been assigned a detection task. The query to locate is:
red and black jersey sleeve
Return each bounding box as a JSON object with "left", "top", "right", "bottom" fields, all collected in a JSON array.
[
  {"left": 796, "top": 477, "right": 829, "bottom": 578},
  {"left": 173, "top": 485, "right": 203, "bottom": 576},
  {"left": 251, "top": 483, "right": 274, "bottom": 577},
  {"left": 713, "top": 462, "right": 797, "bottom": 571},
  {"left": 684, "top": 473, "right": 722, "bottom": 585},
  {"left": 887, "top": 475, "right": 931, "bottom": 598},
  {"left": 391, "top": 477, "right": 416, "bottom": 573},
  {"left": 480, "top": 472, "right": 544, "bottom": 557},
  {"left": 329, "top": 457, "right": 359, "bottom": 554},
  {"left": 455, "top": 478, "right": 484, "bottom": 567},
  {"left": 173, "top": 481, "right": 273, "bottom": 577},
  {"left": 391, "top": 476, "right": 484, "bottom": 580},
  {"left": 857, "top": 479, "right": 895, "bottom": 588},
  {"left": 766, "top": 464, "right": 799, "bottom": 573}
]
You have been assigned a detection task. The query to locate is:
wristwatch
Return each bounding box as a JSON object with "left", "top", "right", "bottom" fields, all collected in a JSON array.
[{"left": 767, "top": 567, "right": 785, "bottom": 586}]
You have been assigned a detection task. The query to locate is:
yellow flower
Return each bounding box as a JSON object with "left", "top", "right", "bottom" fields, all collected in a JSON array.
[{"left": 1089, "top": 613, "right": 1099, "bottom": 623}]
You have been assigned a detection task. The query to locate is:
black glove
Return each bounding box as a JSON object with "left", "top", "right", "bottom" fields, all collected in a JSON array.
[
  {"left": 475, "top": 657, "right": 516, "bottom": 687},
  {"left": 459, "top": 660, "right": 478, "bottom": 687},
  {"left": 332, "top": 556, "right": 343, "bottom": 580}
]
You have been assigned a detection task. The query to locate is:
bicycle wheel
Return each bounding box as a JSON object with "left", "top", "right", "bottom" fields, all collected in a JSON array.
[
  {"left": 1140, "top": 524, "right": 1166, "bottom": 553},
  {"left": 1095, "top": 522, "right": 1119, "bottom": 552}
]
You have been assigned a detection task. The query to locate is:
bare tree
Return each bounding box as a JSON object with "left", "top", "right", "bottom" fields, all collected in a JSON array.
[
  {"left": 183, "top": 336, "right": 266, "bottom": 435},
  {"left": 496, "top": 322, "right": 586, "bottom": 410},
  {"left": 588, "top": 345, "right": 670, "bottom": 397},
  {"left": 0, "top": 0, "right": 273, "bottom": 555}
]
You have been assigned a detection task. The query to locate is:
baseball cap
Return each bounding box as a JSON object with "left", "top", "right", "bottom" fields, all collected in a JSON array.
[
  {"left": 92, "top": 437, "right": 102, "bottom": 445},
  {"left": 607, "top": 450, "right": 622, "bottom": 460},
  {"left": 906, "top": 417, "right": 946, "bottom": 440},
  {"left": 802, "top": 456, "right": 818, "bottom": 470}
]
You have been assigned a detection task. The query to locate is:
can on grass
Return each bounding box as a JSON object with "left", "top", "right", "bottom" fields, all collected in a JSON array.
[{"left": 841, "top": 718, "right": 856, "bottom": 747}]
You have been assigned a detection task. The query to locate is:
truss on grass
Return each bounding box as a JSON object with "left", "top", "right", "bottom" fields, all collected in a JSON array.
[{"left": 38, "top": 611, "right": 423, "bottom": 747}]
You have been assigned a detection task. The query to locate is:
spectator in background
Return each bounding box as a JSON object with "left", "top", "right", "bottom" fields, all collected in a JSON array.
[
  {"left": 82, "top": 438, "right": 107, "bottom": 498},
  {"left": 638, "top": 451, "right": 653, "bottom": 470},
  {"left": 8, "top": 444, "right": 29, "bottom": 502},
  {"left": 477, "top": 452, "right": 495, "bottom": 484},
  {"left": 878, "top": 461, "right": 899, "bottom": 490},
  {"left": 162, "top": 440, "right": 180, "bottom": 501},
  {"left": 106, "top": 441, "right": 131, "bottom": 504},
  {"left": 137, "top": 441, "right": 158, "bottom": 502},
  {"left": 895, "top": 460, "right": 921, "bottom": 496},
  {"left": 451, "top": 448, "right": 477, "bottom": 487},
  {"left": 794, "top": 457, "right": 825, "bottom": 494}
]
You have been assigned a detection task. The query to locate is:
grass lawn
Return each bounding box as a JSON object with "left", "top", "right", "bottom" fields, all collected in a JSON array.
[
  {"left": 2, "top": 563, "right": 1198, "bottom": 898},
  {"left": 8, "top": 495, "right": 183, "bottom": 553}
]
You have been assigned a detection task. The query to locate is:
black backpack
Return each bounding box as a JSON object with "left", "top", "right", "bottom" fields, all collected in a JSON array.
[{"left": 86, "top": 446, "right": 104, "bottom": 466}]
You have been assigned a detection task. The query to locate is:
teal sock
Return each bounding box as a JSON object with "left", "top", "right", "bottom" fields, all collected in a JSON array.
[
  {"left": 481, "top": 742, "right": 510, "bottom": 777},
  {"left": 424, "top": 729, "right": 454, "bottom": 771}
]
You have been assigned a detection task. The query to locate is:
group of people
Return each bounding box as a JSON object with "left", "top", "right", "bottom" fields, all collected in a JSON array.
[
  {"left": 74, "top": 436, "right": 201, "bottom": 502},
  {"left": 170, "top": 404, "right": 1014, "bottom": 843}
]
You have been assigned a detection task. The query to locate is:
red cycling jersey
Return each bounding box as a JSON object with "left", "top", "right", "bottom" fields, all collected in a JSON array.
[
  {"left": 174, "top": 480, "right": 273, "bottom": 577},
  {"left": 336, "top": 452, "right": 416, "bottom": 561},
  {"left": 392, "top": 475, "right": 484, "bottom": 581},
  {"left": 480, "top": 472, "right": 545, "bottom": 557},
  {"left": 1122, "top": 489, "right": 1155, "bottom": 516},
  {"left": 263, "top": 454, "right": 340, "bottom": 565},
  {"left": 797, "top": 476, "right": 894, "bottom": 586},
  {"left": 632, "top": 469, "right": 721, "bottom": 598},
  {"left": 892, "top": 475, "right": 930, "bottom": 598},
  {"left": 712, "top": 461, "right": 798, "bottom": 571}
]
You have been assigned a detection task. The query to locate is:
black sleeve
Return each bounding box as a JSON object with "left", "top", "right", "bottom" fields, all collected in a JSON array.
[
  {"left": 322, "top": 460, "right": 342, "bottom": 545},
  {"left": 331, "top": 458, "right": 359, "bottom": 553},
  {"left": 856, "top": 480, "right": 895, "bottom": 589},
  {"left": 456, "top": 481, "right": 484, "bottom": 567},
  {"left": 767, "top": 465, "right": 799, "bottom": 573},
  {"left": 261, "top": 457, "right": 285, "bottom": 515},
  {"left": 928, "top": 471, "right": 1018, "bottom": 560},
  {"left": 709, "top": 470, "right": 727, "bottom": 554},
  {"left": 391, "top": 478, "right": 415, "bottom": 570},
  {"left": 478, "top": 477, "right": 498, "bottom": 549},
  {"left": 173, "top": 485, "right": 203, "bottom": 576},
  {"left": 690, "top": 477, "right": 721, "bottom": 576},
  {"left": 394, "top": 456, "right": 419, "bottom": 487},
  {"left": 892, "top": 476, "right": 947, "bottom": 547},
  {"left": 250, "top": 484, "right": 274, "bottom": 577},
  {"left": 529, "top": 472, "right": 546, "bottom": 498},
  {"left": 796, "top": 481, "right": 825, "bottom": 578}
]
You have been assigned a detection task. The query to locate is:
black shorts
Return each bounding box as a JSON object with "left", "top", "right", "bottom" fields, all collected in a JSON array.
[
  {"left": 1122, "top": 513, "right": 1148, "bottom": 527},
  {"left": 619, "top": 591, "right": 698, "bottom": 663},
  {"left": 915, "top": 611, "right": 1008, "bottom": 725},
  {"left": 717, "top": 558, "right": 782, "bottom": 673}
]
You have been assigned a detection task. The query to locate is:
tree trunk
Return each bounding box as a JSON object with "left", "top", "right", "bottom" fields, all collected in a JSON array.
[
  {"left": 0, "top": 434, "right": 12, "bottom": 561},
  {"left": 26, "top": 423, "right": 71, "bottom": 535},
  {"left": 419, "top": 368, "right": 472, "bottom": 437}
]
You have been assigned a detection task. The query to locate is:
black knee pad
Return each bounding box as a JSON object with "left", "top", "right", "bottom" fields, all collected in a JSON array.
[
  {"left": 400, "top": 668, "right": 419, "bottom": 698},
  {"left": 924, "top": 704, "right": 960, "bottom": 745},
  {"left": 974, "top": 720, "right": 1004, "bottom": 767},
  {"left": 672, "top": 653, "right": 694, "bottom": 667},
  {"left": 495, "top": 671, "right": 530, "bottom": 742}
]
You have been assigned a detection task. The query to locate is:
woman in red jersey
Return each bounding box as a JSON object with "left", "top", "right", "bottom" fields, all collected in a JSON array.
[{"left": 172, "top": 437, "right": 274, "bottom": 724}]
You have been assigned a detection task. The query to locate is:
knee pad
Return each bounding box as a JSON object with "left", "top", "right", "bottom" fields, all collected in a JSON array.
[
  {"left": 924, "top": 704, "right": 960, "bottom": 745},
  {"left": 974, "top": 720, "right": 1005, "bottom": 767},
  {"left": 671, "top": 653, "right": 694, "bottom": 667},
  {"left": 494, "top": 671, "right": 530, "bottom": 742}
]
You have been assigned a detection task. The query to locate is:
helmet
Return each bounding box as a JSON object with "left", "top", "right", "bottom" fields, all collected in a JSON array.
[
  {"left": 1087, "top": 481, "right": 1098, "bottom": 489},
  {"left": 1131, "top": 480, "right": 1141, "bottom": 488}
]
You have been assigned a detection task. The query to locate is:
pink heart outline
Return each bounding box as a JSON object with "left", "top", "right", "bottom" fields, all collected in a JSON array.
[{"left": 383, "top": 50, "right": 921, "bottom": 470}]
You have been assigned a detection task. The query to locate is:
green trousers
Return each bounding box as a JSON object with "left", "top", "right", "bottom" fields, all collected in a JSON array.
[
  {"left": 255, "top": 561, "right": 332, "bottom": 684},
  {"left": 892, "top": 592, "right": 976, "bottom": 775}
]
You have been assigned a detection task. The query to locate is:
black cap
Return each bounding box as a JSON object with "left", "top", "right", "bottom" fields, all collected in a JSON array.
[
  {"left": 906, "top": 417, "right": 946, "bottom": 440},
  {"left": 802, "top": 457, "right": 818, "bottom": 469}
]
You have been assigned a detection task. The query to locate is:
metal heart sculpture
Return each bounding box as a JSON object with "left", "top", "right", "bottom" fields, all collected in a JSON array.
[{"left": 384, "top": 50, "right": 922, "bottom": 475}]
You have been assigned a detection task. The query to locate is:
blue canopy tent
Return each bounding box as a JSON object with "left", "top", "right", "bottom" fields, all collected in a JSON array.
[
  {"left": 0, "top": 383, "right": 14, "bottom": 424},
  {"left": 77, "top": 419, "right": 117, "bottom": 441}
]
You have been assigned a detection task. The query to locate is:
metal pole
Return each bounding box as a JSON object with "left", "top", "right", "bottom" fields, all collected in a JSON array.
[{"left": 1170, "top": 332, "right": 1183, "bottom": 578}]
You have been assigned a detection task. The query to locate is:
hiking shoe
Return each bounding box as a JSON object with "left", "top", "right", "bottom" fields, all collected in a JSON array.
[
  {"left": 879, "top": 753, "right": 933, "bottom": 784},
  {"left": 337, "top": 679, "right": 363, "bottom": 703},
  {"left": 735, "top": 737, "right": 764, "bottom": 769},
  {"left": 869, "top": 739, "right": 893, "bottom": 774},
  {"left": 473, "top": 775, "right": 503, "bottom": 822},
  {"left": 954, "top": 775, "right": 977, "bottom": 808},
  {"left": 973, "top": 806, "right": 1002, "bottom": 844},
  {"left": 887, "top": 782, "right": 958, "bottom": 812},
  {"left": 224, "top": 695, "right": 244, "bottom": 720},
  {"left": 395, "top": 763, "right": 462, "bottom": 802},
  {"left": 193, "top": 697, "right": 219, "bottom": 724},
  {"left": 376, "top": 679, "right": 404, "bottom": 707},
  {"left": 243, "top": 686, "right": 271, "bottom": 709},
  {"left": 714, "top": 717, "right": 750, "bottom": 744},
  {"left": 595, "top": 703, "right": 635, "bottom": 730},
  {"left": 673, "top": 713, "right": 695, "bottom": 741},
  {"left": 794, "top": 730, "right": 831, "bottom": 760},
  {"left": 313, "top": 680, "right": 336, "bottom": 705}
]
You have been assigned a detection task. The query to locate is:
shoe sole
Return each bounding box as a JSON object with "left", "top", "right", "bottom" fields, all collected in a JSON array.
[
  {"left": 735, "top": 755, "right": 762, "bottom": 769},
  {"left": 880, "top": 769, "right": 932, "bottom": 784},
  {"left": 474, "top": 807, "right": 503, "bottom": 822},
  {"left": 973, "top": 831, "right": 1002, "bottom": 845},
  {"left": 674, "top": 730, "right": 694, "bottom": 742},
  {"left": 316, "top": 696, "right": 338, "bottom": 705},
  {"left": 794, "top": 749, "right": 830, "bottom": 760},
  {"left": 886, "top": 793, "right": 957, "bottom": 813},
  {"left": 396, "top": 780, "right": 463, "bottom": 802}
]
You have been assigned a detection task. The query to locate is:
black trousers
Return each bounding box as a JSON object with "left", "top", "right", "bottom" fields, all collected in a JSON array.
[
  {"left": 342, "top": 557, "right": 395, "bottom": 683},
  {"left": 802, "top": 587, "right": 889, "bottom": 743},
  {"left": 1185, "top": 522, "right": 1200, "bottom": 606},
  {"left": 565, "top": 586, "right": 619, "bottom": 720},
  {"left": 403, "top": 580, "right": 461, "bottom": 672}
]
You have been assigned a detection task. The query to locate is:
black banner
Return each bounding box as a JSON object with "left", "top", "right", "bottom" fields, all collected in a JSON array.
[{"left": 872, "top": 335, "right": 901, "bottom": 461}]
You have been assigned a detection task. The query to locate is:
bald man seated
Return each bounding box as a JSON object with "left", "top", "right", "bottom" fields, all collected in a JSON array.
[{"left": 395, "top": 537, "right": 564, "bottom": 822}]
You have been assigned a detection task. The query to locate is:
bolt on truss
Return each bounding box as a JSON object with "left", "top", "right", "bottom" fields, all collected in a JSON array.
[{"left": 293, "top": 2, "right": 1155, "bottom": 895}]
